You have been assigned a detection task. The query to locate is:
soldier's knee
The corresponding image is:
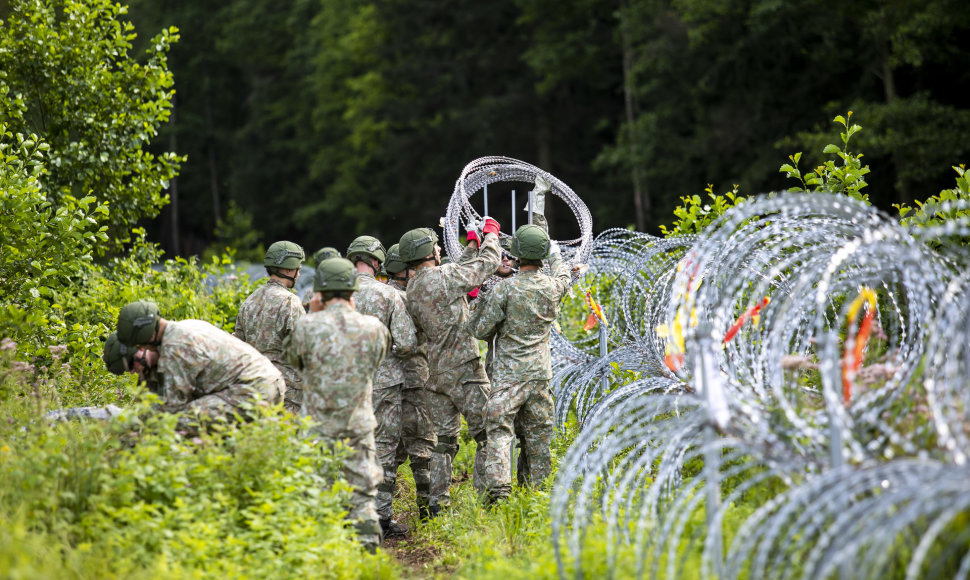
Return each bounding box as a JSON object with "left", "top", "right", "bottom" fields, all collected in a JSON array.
[{"left": 434, "top": 435, "right": 458, "bottom": 456}]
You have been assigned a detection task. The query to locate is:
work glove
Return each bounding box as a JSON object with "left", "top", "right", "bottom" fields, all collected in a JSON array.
[
  {"left": 465, "top": 217, "right": 482, "bottom": 245},
  {"left": 524, "top": 175, "right": 551, "bottom": 215},
  {"left": 549, "top": 240, "right": 561, "bottom": 256},
  {"left": 468, "top": 287, "right": 480, "bottom": 299},
  {"left": 570, "top": 262, "right": 590, "bottom": 277},
  {"left": 482, "top": 216, "right": 501, "bottom": 236}
]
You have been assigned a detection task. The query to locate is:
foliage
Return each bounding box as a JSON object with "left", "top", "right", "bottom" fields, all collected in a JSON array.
[
  {"left": 0, "top": 354, "right": 396, "bottom": 578},
  {"left": 895, "top": 164, "right": 970, "bottom": 228},
  {"left": 0, "top": 0, "right": 182, "bottom": 248},
  {"left": 657, "top": 112, "right": 875, "bottom": 238},
  {"left": 659, "top": 185, "right": 745, "bottom": 237},
  {"left": 0, "top": 124, "right": 107, "bottom": 323},
  {"left": 203, "top": 200, "right": 266, "bottom": 264},
  {"left": 780, "top": 112, "right": 870, "bottom": 202}
]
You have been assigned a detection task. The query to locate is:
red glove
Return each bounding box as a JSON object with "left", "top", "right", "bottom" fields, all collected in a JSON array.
[
  {"left": 482, "top": 216, "right": 500, "bottom": 236},
  {"left": 466, "top": 229, "right": 480, "bottom": 245},
  {"left": 468, "top": 287, "right": 480, "bottom": 299}
]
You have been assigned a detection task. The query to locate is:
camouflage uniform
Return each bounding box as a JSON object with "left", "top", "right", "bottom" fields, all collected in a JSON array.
[
  {"left": 354, "top": 272, "right": 418, "bottom": 521},
  {"left": 285, "top": 301, "right": 390, "bottom": 550},
  {"left": 405, "top": 235, "right": 500, "bottom": 507},
  {"left": 156, "top": 320, "right": 286, "bottom": 426},
  {"left": 469, "top": 252, "right": 570, "bottom": 500},
  {"left": 389, "top": 278, "right": 437, "bottom": 513},
  {"left": 235, "top": 279, "right": 305, "bottom": 412}
]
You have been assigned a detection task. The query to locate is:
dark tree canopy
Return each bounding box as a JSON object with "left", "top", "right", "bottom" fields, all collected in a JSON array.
[{"left": 119, "top": 0, "right": 970, "bottom": 255}]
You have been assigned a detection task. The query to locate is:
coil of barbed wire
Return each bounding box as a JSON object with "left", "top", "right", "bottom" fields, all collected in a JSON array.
[{"left": 443, "top": 157, "right": 594, "bottom": 276}]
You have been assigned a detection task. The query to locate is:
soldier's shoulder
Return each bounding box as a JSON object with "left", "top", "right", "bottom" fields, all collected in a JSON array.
[{"left": 356, "top": 311, "right": 391, "bottom": 334}]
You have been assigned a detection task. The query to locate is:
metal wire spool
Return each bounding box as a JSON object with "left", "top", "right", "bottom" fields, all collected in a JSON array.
[{"left": 443, "top": 156, "right": 594, "bottom": 270}]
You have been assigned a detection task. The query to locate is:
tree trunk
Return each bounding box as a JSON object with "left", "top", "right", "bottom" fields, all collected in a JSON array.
[
  {"left": 169, "top": 100, "right": 181, "bottom": 255},
  {"left": 881, "top": 42, "right": 910, "bottom": 205},
  {"left": 204, "top": 75, "right": 222, "bottom": 224},
  {"left": 621, "top": 1, "right": 647, "bottom": 231}
]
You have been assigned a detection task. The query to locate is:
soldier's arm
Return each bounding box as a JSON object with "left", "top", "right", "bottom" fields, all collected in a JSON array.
[
  {"left": 375, "top": 324, "right": 391, "bottom": 367},
  {"left": 548, "top": 249, "right": 571, "bottom": 300},
  {"left": 282, "top": 294, "right": 305, "bottom": 336},
  {"left": 532, "top": 212, "right": 549, "bottom": 233},
  {"left": 389, "top": 292, "right": 418, "bottom": 359},
  {"left": 282, "top": 332, "right": 303, "bottom": 371},
  {"left": 159, "top": 344, "right": 204, "bottom": 404},
  {"left": 446, "top": 233, "right": 501, "bottom": 294},
  {"left": 233, "top": 309, "right": 247, "bottom": 341},
  {"left": 456, "top": 240, "right": 478, "bottom": 264},
  {"left": 468, "top": 284, "right": 506, "bottom": 340}
]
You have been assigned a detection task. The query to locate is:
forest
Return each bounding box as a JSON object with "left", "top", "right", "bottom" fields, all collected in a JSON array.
[{"left": 8, "top": 0, "right": 967, "bottom": 255}]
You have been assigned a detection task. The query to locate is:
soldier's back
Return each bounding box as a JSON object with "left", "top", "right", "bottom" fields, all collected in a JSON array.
[
  {"left": 289, "top": 302, "right": 390, "bottom": 438},
  {"left": 235, "top": 280, "right": 304, "bottom": 364},
  {"left": 158, "top": 319, "right": 284, "bottom": 402}
]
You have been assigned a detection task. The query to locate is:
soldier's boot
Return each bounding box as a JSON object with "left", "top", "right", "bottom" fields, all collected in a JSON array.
[
  {"left": 380, "top": 518, "right": 410, "bottom": 538},
  {"left": 419, "top": 500, "right": 441, "bottom": 521},
  {"left": 353, "top": 519, "right": 383, "bottom": 553},
  {"left": 411, "top": 457, "right": 433, "bottom": 517},
  {"left": 430, "top": 435, "right": 459, "bottom": 509},
  {"left": 483, "top": 485, "right": 511, "bottom": 509}
]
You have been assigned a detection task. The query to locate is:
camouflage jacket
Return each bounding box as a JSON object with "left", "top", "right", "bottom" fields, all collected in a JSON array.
[
  {"left": 234, "top": 279, "right": 305, "bottom": 390},
  {"left": 389, "top": 279, "right": 429, "bottom": 389},
  {"left": 285, "top": 301, "right": 390, "bottom": 439},
  {"left": 157, "top": 320, "right": 285, "bottom": 410},
  {"left": 469, "top": 253, "right": 570, "bottom": 382},
  {"left": 405, "top": 235, "right": 500, "bottom": 375},
  {"left": 354, "top": 272, "right": 416, "bottom": 388}
]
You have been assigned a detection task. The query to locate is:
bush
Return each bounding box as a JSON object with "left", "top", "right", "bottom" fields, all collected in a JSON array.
[{"left": 0, "top": 349, "right": 397, "bottom": 578}]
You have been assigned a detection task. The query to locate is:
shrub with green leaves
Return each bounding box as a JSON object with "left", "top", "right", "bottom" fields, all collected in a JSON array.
[
  {"left": 0, "top": 0, "right": 183, "bottom": 247},
  {"left": 0, "top": 350, "right": 397, "bottom": 578}
]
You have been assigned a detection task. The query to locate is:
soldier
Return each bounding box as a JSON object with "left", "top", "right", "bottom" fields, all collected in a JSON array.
[
  {"left": 384, "top": 243, "right": 437, "bottom": 520},
  {"left": 235, "top": 241, "right": 306, "bottom": 412},
  {"left": 398, "top": 218, "right": 501, "bottom": 513},
  {"left": 468, "top": 225, "right": 574, "bottom": 504},
  {"left": 102, "top": 331, "right": 164, "bottom": 395},
  {"left": 303, "top": 246, "right": 342, "bottom": 310},
  {"left": 115, "top": 300, "right": 285, "bottom": 431},
  {"left": 285, "top": 258, "right": 389, "bottom": 551},
  {"left": 346, "top": 235, "right": 417, "bottom": 536}
]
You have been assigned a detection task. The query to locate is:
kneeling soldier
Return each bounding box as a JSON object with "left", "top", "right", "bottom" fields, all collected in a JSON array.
[{"left": 116, "top": 301, "right": 285, "bottom": 431}]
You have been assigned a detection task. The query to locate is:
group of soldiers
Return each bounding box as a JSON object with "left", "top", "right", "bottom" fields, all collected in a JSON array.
[{"left": 102, "top": 183, "right": 583, "bottom": 551}]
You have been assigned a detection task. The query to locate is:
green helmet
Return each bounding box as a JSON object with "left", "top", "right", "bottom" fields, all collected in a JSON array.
[
  {"left": 312, "top": 246, "right": 341, "bottom": 265},
  {"left": 509, "top": 225, "right": 551, "bottom": 260},
  {"left": 384, "top": 244, "right": 407, "bottom": 275},
  {"left": 346, "top": 236, "right": 386, "bottom": 265},
  {"left": 499, "top": 236, "right": 513, "bottom": 251},
  {"left": 117, "top": 300, "right": 160, "bottom": 347},
  {"left": 314, "top": 258, "right": 359, "bottom": 292},
  {"left": 102, "top": 332, "right": 135, "bottom": 375},
  {"left": 398, "top": 228, "right": 438, "bottom": 263},
  {"left": 264, "top": 241, "right": 305, "bottom": 270}
]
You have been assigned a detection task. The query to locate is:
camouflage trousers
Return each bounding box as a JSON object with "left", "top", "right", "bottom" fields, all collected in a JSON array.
[
  {"left": 395, "top": 387, "right": 436, "bottom": 512},
  {"left": 426, "top": 360, "right": 491, "bottom": 508},
  {"left": 322, "top": 432, "right": 382, "bottom": 550},
  {"left": 374, "top": 384, "right": 436, "bottom": 519},
  {"left": 279, "top": 365, "right": 303, "bottom": 413},
  {"left": 164, "top": 376, "right": 286, "bottom": 429},
  {"left": 483, "top": 379, "right": 554, "bottom": 500}
]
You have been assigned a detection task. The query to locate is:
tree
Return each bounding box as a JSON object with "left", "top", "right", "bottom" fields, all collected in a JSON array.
[{"left": 0, "top": 0, "right": 181, "bottom": 251}]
